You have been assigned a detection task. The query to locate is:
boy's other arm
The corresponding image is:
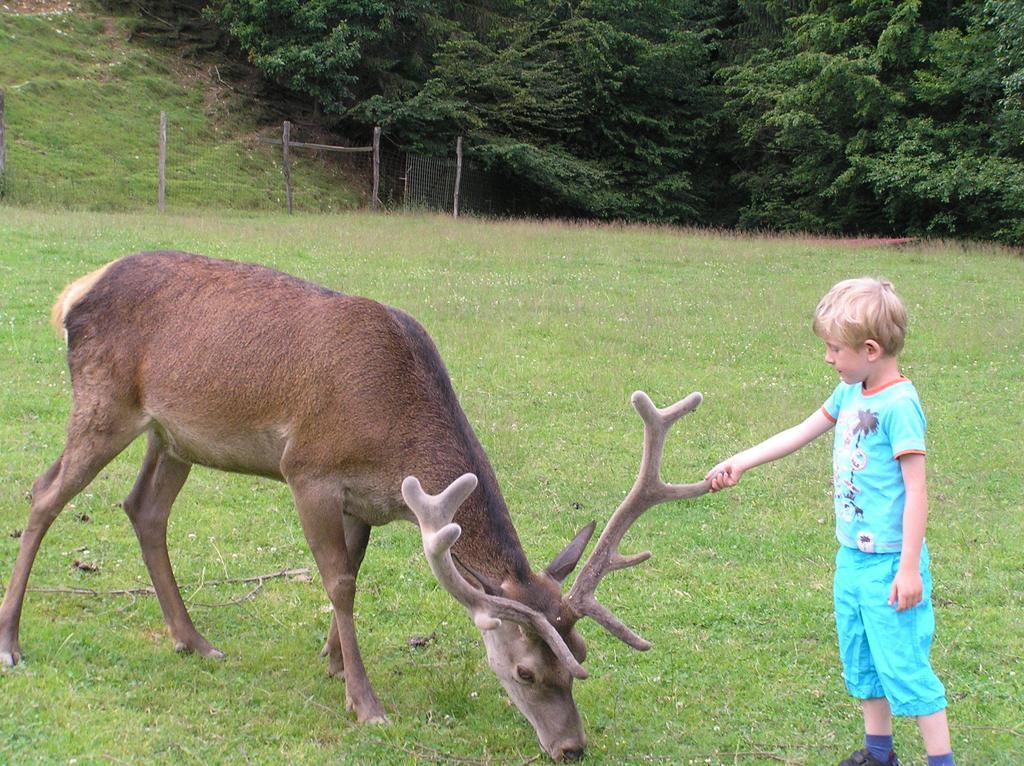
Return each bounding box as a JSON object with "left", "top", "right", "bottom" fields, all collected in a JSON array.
[
  {"left": 890, "top": 452, "right": 928, "bottom": 612},
  {"left": 705, "top": 409, "right": 834, "bottom": 491}
]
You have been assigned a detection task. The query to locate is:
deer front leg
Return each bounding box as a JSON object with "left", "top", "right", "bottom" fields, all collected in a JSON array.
[
  {"left": 122, "top": 431, "right": 222, "bottom": 659},
  {"left": 320, "top": 513, "right": 371, "bottom": 679},
  {"left": 289, "top": 477, "right": 386, "bottom": 724}
]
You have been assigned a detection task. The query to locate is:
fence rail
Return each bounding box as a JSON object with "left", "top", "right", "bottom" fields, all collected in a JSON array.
[{"left": 260, "top": 139, "right": 373, "bottom": 153}]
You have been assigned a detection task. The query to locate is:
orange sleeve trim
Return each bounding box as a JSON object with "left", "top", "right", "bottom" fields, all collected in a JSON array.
[
  {"left": 821, "top": 406, "right": 837, "bottom": 423},
  {"left": 894, "top": 449, "right": 926, "bottom": 460}
]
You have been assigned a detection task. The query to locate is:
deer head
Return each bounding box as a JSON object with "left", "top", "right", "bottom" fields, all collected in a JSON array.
[{"left": 402, "top": 391, "right": 711, "bottom": 761}]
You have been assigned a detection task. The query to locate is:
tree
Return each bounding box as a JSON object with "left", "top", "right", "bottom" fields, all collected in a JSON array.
[
  {"left": 398, "top": 0, "right": 721, "bottom": 221},
  {"left": 206, "top": 0, "right": 442, "bottom": 113},
  {"left": 985, "top": 0, "right": 1024, "bottom": 151},
  {"left": 720, "top": 0, "right": 1024, "bottom": 243}
]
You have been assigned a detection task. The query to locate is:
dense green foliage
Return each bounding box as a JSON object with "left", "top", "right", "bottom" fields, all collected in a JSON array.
[
  {"left": 721, "top": 0, "right": 1024, "bottom": 242},
  {"left": 200, "top": 0, "right": 1024, "bottom": 242}
]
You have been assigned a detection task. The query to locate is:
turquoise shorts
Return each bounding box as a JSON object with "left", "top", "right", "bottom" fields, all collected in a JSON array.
[{"left": 833, "top": 544, "right": 947, "bottom": 717}]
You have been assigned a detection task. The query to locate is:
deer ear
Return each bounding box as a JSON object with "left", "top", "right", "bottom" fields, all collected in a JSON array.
[{"left": 544, "top": 522, "right": 597, "bottom": 584}]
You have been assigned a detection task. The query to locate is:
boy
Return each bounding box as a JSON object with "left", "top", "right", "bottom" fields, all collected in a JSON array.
[{"left": 705, "top": 278, "right": 954, "bottom": 766}]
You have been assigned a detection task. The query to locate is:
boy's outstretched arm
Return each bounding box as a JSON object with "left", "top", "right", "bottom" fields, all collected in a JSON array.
[{"left": 705, "top": 409, "right": 834, "bottom": 491}]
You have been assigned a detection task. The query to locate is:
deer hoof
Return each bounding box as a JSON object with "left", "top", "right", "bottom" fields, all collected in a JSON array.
[
  {"left": 352, "top": 704, "right": 388, "bottom": 725},
  {"left": 321, "top": 637, "right": 345, "bottom": 677},
  {"left": 326, "top": 658, "right": 345, "bottom": 679},
  {"left": 173, "top": 639, "right": 225, "bottom": 659},
  {"left": 0, "top": 633, "right": 21, "bottom": 668},
  {"left": 345, "top": 694, "right": 388, "bottom": 724}
]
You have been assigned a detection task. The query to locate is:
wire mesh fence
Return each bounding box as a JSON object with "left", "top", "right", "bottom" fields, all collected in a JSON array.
[
  {"left": 162, "top": 118, "right": 371, "bottom": 213},
  {"left": 0, "top": 93, "right": 372, "bottom": 213},
  {"left": 0, "top": 89, "right": 507, "bottom": 217},
  {"left": 163, "top": 119, "right": 285, "bottom": 211},
  {"left": 0, "top": 94, "right": 164, "bottom": 209},
  {"left": 0, "top": 125, "right": 340, "bottom": 213},
  {"left": 378, "top": 148, "right": 513, "bottom": 217}
]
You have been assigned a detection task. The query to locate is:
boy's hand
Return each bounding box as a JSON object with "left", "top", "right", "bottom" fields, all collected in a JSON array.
[
  {"left": 889, "top": 568, "right": 924, "bottom": 611},
  {"left": 705, "top": 460, "right": 744, "bottom": 492}
]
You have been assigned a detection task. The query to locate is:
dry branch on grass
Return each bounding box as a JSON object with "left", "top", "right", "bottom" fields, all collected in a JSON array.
[{"left": 8, "top": 567, "right": 312, "bottom": 608}]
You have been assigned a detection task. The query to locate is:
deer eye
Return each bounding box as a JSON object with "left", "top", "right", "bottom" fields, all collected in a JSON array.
[{"left": 515, "top": 666, "right": 535, "bottom": 683}]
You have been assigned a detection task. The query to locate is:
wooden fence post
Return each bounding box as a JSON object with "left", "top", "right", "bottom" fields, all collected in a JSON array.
[
  {"left": 0, "top": 91, "right": 7, "bottom": 193},
  {"left": 453, "top": 135, "right": 463, "bottom": 219},
  {"left": 372, "top": 126, "right": 381, "bottom": 210},
  {"left": 158, "top": 111, "right": 167, "bottom": 213},
  {"left": 403, "top": 156, "right": 411, "bottom": 212},
  {"left": 282, "top": 121, "right": 293, "bottom": 214}
]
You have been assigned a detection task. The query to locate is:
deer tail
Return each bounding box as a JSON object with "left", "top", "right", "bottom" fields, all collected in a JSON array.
[{"left": 51, "top": 260, "right": 118, "bottom": 340}]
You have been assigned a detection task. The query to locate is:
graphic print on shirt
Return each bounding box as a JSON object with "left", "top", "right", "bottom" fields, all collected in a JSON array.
[{"left": 834, "top": 407, "right": 880, "bottom": 552}]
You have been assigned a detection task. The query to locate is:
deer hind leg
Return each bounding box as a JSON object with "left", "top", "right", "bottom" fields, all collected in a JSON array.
[
  {"left": 288, "top": 477, "right": 386, "bottom": 723},
  {"left": 0, "top": 404, "right": 147, "bottom": 667},
  {"left": 122, "top": 430, "right": 222, "bottom": 659},
  {"left": 320, "top": 513, "right": 371, "bottom": 679}
]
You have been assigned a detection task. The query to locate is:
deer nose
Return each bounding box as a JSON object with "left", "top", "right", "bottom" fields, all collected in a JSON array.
[{"left": 560, "top": 747, "right": 585, "bottom": 762}]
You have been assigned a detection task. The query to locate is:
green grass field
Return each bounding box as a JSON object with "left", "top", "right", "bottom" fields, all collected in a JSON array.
[{"left": 0, "top": 208, "right": 1022, "bottom": 765}]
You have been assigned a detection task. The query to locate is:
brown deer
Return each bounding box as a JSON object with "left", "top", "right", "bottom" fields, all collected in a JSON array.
[{"left": 0, "top": 251, "right": 710, "bottom": 761}]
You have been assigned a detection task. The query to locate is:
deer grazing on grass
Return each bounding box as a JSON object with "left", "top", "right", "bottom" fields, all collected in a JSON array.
[{"left": 0, "top": 251, "right": 711, "bottom": 761}]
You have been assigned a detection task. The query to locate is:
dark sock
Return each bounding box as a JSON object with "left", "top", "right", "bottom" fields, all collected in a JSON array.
[
  {"left": 865, "top": 734, "right": 895, "bottom": 763},
  {"left": 927, "top": 755, "right": 955, "bottom": 766}
]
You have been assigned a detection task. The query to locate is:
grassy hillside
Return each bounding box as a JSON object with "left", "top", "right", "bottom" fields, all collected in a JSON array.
[
  {"left": 0, "top": 3, "right": 363, "bottom": 212},
  {"left": 0, "top": 208, "right": 1021, "bottom": 764}
]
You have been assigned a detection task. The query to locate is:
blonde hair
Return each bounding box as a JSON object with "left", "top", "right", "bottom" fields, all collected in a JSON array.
[{"left": 812, "top": 277, "right": 907, "bottom": 355}]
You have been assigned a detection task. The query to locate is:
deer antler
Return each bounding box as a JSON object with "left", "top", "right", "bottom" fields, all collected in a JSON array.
[
  {"left": 402, "top": 474, "right": 588, "bottom": 679},
  {"left": 566, "top": 391, "right": 711, "bottom": 650}
]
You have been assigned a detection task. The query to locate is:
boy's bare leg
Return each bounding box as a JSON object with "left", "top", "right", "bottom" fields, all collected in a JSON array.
[
  {"left": 918, "top": 709, "right": 952, "bottom": 756},
  {"left": 862, "top": 697, "right": 893, "bottom": 735}
]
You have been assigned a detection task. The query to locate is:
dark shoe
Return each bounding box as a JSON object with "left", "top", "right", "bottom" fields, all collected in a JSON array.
[{"left": 838, "top": 748, "right": 900, "bottom": 766}]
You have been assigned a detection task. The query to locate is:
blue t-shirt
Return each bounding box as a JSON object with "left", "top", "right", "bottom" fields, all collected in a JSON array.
[{"left": 822, "top": 378, "right": 926, "bottom": 553}]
